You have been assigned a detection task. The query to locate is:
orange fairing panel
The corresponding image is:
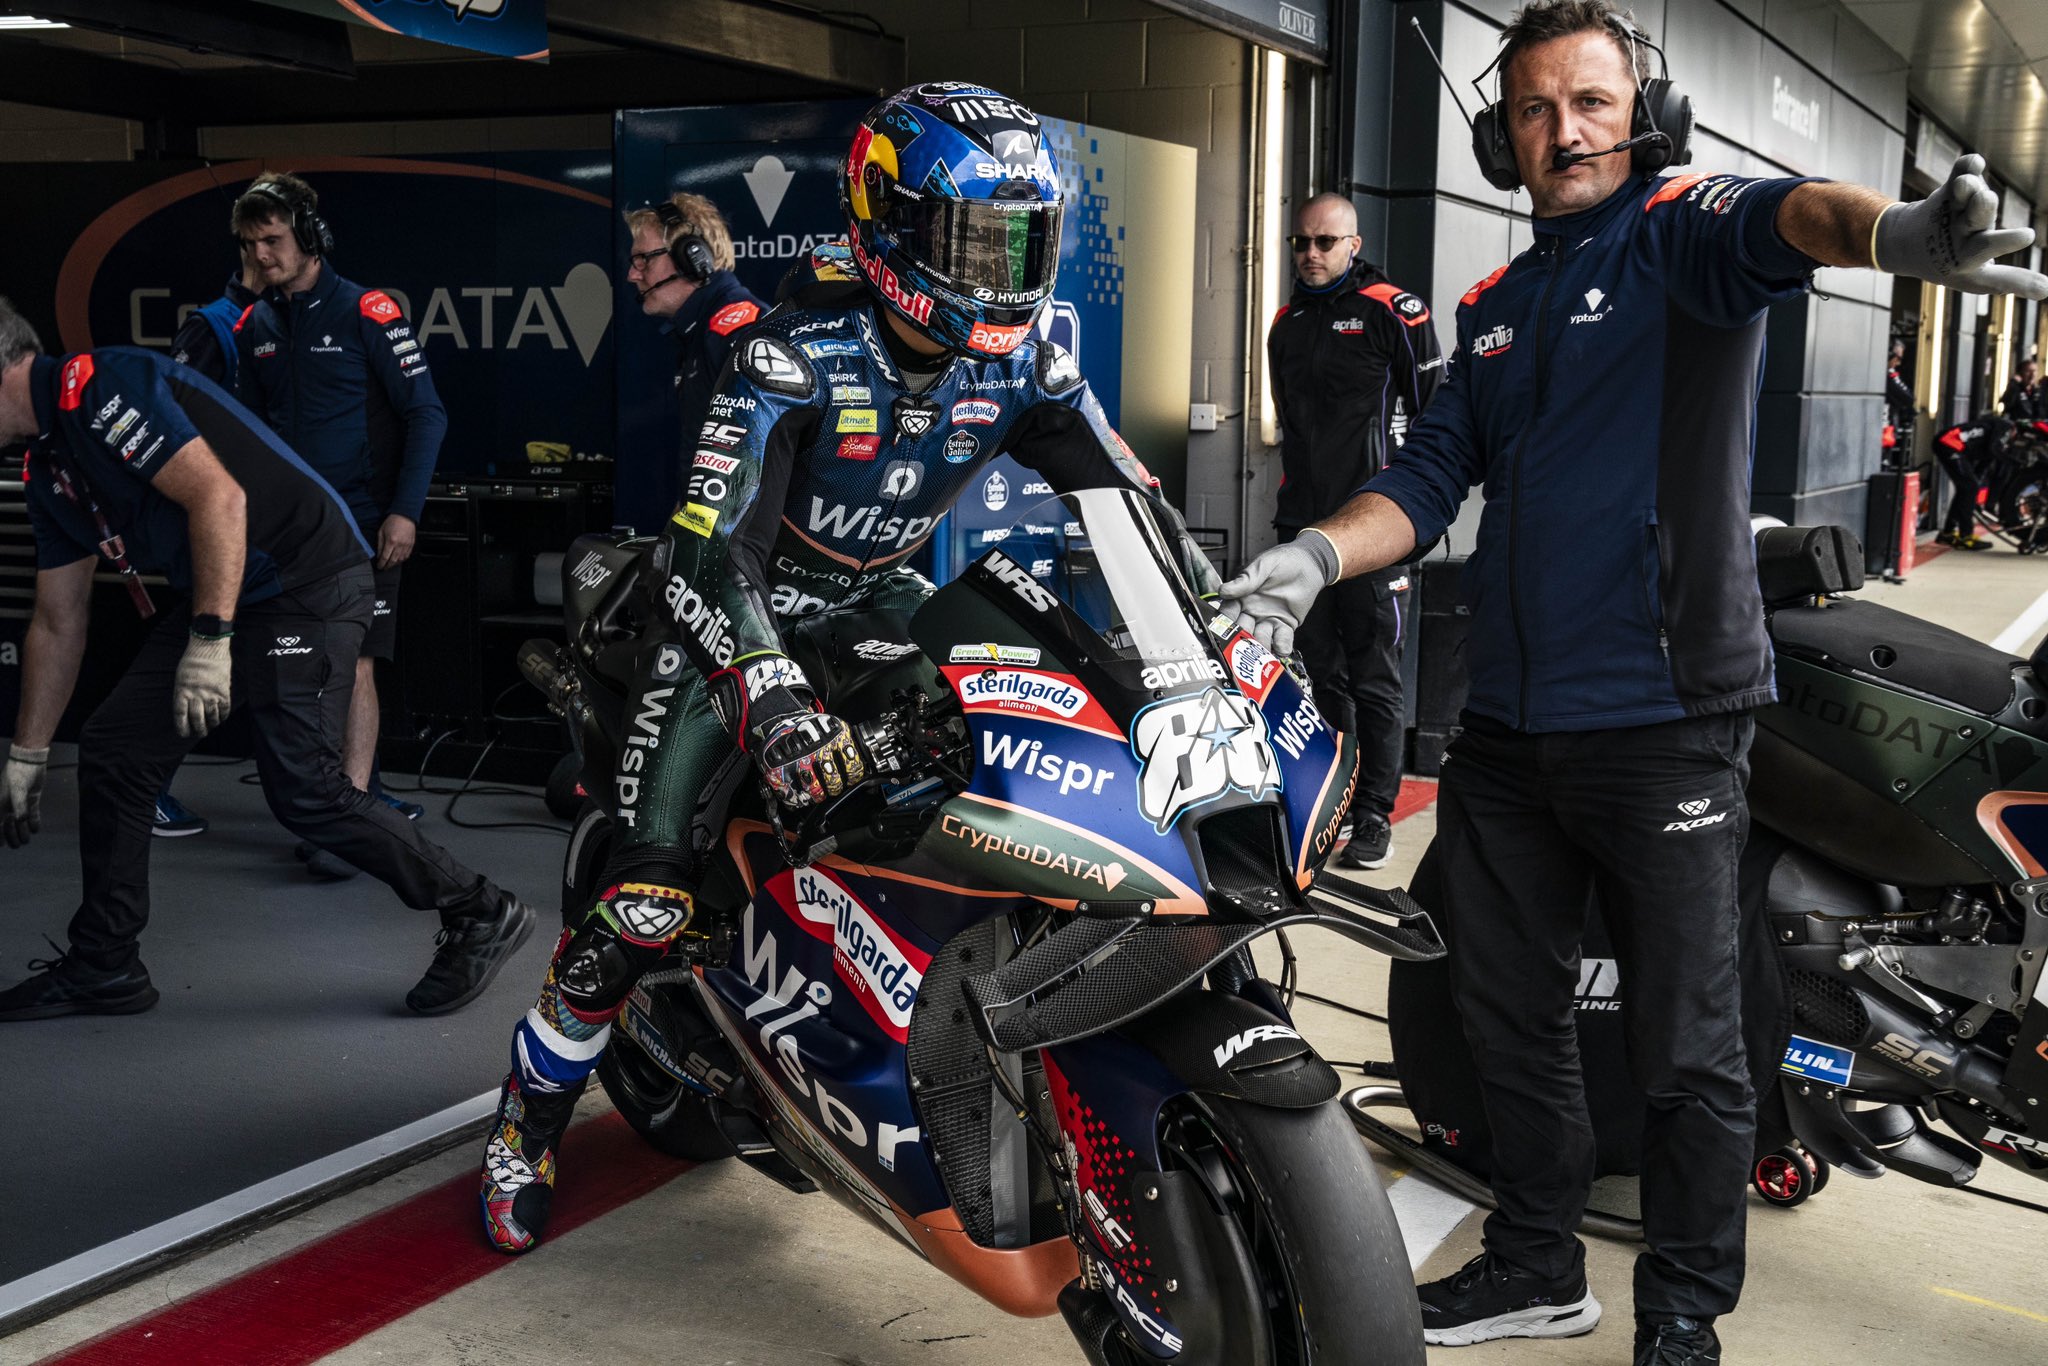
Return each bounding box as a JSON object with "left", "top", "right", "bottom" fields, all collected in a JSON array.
[
  {"left": 904, "top": 1209, "right": 1078, "bottom": 1318},
  {"left": 1976, "top": 791, "right": 2048, "bottom": 878}
]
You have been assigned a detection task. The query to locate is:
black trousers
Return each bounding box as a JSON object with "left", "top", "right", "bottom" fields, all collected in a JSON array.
[
  {"left": 1935, "top": 449, "right": 1982, "bottom": 536},
  {"left": 1436, "top": 711, "right": 1755, "bottom": 1320},
  {"left": 69, "top": 565, "right": 499, "bottom": 971},
  {"left": 1295, "top": 561, "right": 1408, "bottom": 821}
]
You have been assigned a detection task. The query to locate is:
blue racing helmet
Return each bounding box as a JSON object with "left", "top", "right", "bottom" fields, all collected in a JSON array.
[{"left": 843, "top": 82, "right": 1064, "bottom": 356}]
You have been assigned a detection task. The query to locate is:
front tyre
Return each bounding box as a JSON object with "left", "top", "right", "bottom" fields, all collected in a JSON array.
[{"left": 1124, "top": 1094, "right": 1424, "bottom": 1366}]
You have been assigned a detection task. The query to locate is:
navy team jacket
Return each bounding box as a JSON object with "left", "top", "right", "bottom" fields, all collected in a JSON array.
[
  {"left": 235, "top": 266, "right": 447, "bottom": 533},
  {"left": 1367, "top": 170, "right": 1820, "bottom": 733}
]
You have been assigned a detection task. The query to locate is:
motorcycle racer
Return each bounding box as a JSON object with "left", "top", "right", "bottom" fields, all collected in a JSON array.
[{"left": 480, "top": 82, "right": 1220, "bottom": 1252}]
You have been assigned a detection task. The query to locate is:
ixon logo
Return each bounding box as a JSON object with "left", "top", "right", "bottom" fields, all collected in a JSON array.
[{"left": 1663, "top": 798, "right": 1727, "bottom": 833}]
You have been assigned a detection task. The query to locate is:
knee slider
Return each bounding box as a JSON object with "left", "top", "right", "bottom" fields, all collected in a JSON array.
[{"left": 554, "top": 922, "right": 643, "bottom": 1016}]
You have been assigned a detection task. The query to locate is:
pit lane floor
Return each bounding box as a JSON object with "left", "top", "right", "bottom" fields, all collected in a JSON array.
[{"left": 9, "top": 539, "right": 2048, "bottom": 1365}]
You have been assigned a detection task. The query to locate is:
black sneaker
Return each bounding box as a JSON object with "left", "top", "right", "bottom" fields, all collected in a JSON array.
[
  {"left": 1417, "top": 1251, "right": 1601, "bottom": 1347},
  {"left": 151, "top": 792, "right": 208, "bottom": 839},
  {"left": 406, "top": 894, "right": 536, "bottom": 1015},
  {"left": 1636, "top": 1315, "right": 1720, "bottom": 1365},
  {"left": 0, "top": 943, "right": 159, "bottom": 1021},
  {"left": 1338, "top": 814, "right": 1392, "bottom": 870},
  {"left": 479, "top": 1072, "right": 584, "bottom": 1252}
]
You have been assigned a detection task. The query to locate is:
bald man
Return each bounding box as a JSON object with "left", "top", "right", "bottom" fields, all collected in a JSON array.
[{"left": 1266, "top": 192, "right": 1442, "bottom": 868}]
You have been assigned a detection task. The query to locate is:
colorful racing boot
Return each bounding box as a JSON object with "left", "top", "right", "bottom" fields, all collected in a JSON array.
[{"left": 479, "top": 1072, "right": 584, "bottom": 1253}]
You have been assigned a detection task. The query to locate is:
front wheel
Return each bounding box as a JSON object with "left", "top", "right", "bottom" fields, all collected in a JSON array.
[{"left": 1118, "top": 1094, "right": 1424, "bottom": 1366}]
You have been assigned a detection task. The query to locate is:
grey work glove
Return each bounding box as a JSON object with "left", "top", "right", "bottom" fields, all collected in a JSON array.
[
  {"left": 2, "top": 744, "right": 49, "bottom": 850},
  {"left": 1218, "top": 530, "right": 1342, "bottom": 657},
  {"left": 1874, "top": 155, "right": 2048, "bottom": 300},
  {"left": 173, "top": 633, "right": 234, "bottom": 739}
]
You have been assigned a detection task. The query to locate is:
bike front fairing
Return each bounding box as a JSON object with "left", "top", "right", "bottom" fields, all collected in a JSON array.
[{"left": 689, "top": 488, "right": 1359, "bottom": 1291}]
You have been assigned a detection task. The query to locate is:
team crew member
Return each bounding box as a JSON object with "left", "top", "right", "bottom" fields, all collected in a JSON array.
[
  {"left": 1932, "top": 413, "right": 2014, "bottom": 550},
  {"left": 1266, "top": 191, "right": 1441, "bottom": 870},
  {"left": 129, "top": 255, "right": 267, "bottom": 842},
  {"left": 1222, "top": 3, "right": 2048, "bottom": 1362},
  {"left": 621, "top": 192, "right": 765, "bottom": 530},
  {"left": 0, "top": 305, "right": 533, "bottom": 1020},
  {"left": 477, "top": 84, "right": 1221, "bottom": 1255},
  {"left": 170, "top": 250, "right": 262, "bottom": 393},
  {"left": 233, "top": 173, "right": 444, "bottom": 876},
  {"left": 2002, "top": 357, "right": 2042, "bottom": 422}
]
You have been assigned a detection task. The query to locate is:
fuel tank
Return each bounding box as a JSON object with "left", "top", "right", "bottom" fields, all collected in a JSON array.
[{"left": 1755, "top": 598, "right": 2048, "bottom": 887}]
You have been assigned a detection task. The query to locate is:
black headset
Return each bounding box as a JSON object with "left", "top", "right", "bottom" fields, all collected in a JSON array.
[
  {"left": 242, "top": 179, "right": 333, "bottom": 258},
  {"left": 1467, "top": 17, "right": 1692, "bottom": 192},
  {"left": 653, "top": 200, "right": 715, "bottom": 284}
]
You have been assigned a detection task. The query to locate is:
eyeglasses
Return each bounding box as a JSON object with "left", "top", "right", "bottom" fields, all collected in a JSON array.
[
  {"left": 627, "top": 247, "right": 669, "bottom": 272},
  {"left": 1287, "top": 233, "right": 1352, "bottom": 254}
]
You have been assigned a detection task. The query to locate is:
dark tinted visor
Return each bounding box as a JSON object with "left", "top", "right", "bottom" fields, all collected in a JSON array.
[{"left": 880, "top": 198, "right": 1062, "bottom": 304}]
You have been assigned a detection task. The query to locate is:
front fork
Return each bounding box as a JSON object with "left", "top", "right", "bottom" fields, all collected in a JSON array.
[{"left": 1035, "top": 1010, "right": 1286, "bottom": 1365}]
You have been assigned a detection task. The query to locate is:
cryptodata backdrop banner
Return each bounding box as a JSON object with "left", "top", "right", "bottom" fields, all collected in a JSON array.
[
  {"left": 10, "top": 152, "right": 615, "bottom": 481},
  {"left": 616, "top": 102, "right": 1194, "bottom": 572}
]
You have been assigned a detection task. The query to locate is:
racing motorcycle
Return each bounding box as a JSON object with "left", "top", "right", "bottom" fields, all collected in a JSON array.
[
  {"left": 1979, "top": 418, "right": 2048, "bottom": 554},
  {"left": 520, "top": 487, "right": 1441, "bottom": 1365},
  {"left": 1744, "top": 523, "right": 2048, "bottom": 1203}
]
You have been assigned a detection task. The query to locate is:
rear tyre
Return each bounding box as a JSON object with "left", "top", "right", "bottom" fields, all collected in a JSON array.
[
  {"left": 1115, "top": 1094, "right": 1424, "bottom": 1366},
  {"left": 597, "top": 1009, "right": 736, "bottom": 1162}
]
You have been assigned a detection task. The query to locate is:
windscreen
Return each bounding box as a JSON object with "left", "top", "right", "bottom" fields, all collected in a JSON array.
[{"left": 978, "top": 487, "right": 1222, "bottom": 685}]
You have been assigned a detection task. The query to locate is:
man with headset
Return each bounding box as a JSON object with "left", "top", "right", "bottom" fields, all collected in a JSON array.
[
  {"left": 233, "top": 173, "right": 447, "bottom": 878},
  {"left": 620, "top": 192, "right": 763, "bottom": 530},
  {"left": 1222, "top": 2, "right": 2048, "bottom": 1361}
]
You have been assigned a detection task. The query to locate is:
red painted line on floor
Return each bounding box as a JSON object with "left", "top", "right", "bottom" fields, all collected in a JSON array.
[
  {"left": 1390, "top": 777, "right": 1438, "bottom": 824},
  {"left": 38, "top": 1112, "right": 687, "bottom": 1366}
]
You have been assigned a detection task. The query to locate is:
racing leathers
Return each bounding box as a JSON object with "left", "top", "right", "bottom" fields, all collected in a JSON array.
[{"left": 481, "top": 271, "right": 1217, "bottom": 1251}]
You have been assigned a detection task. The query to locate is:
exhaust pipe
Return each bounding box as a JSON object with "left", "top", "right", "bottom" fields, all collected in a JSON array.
[{"left": 1854, "top": 989, "right": 2011, "bottom": 1112}]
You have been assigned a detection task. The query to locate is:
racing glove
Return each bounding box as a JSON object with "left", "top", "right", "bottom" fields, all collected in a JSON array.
[
  {"left": 755, "top": 713, "right": 867, "bottom": 809},
  {"left": 172, "top": 631, "right": 233, "bottom": 739},
  {"left": 1, "top": 745, "right": 48, "bottom": 850},
  {"left": 1218, "top": 529, "right": 1342, "bottom": 657},
  {"left": 1874, "top": 155, "right": 2048, "bottom": 300}
]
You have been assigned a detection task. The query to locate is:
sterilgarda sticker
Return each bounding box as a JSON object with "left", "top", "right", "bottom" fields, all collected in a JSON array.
[{"left": 781, "top": 865, "right": 930, "bottom": 1043}]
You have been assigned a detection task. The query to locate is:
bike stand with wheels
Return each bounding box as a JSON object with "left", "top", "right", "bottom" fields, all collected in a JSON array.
[{"left": 1343, "top": 1084, "right": 1647, "bottom": 1242}]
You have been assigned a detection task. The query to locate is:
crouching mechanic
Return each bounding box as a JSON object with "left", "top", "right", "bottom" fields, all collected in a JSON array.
[
  {"left": 0, "top": 303, "right": 533, "bottom": 1020},
  {"left": 479, "top": 83, "right": 1220, "bottom": 1252}
]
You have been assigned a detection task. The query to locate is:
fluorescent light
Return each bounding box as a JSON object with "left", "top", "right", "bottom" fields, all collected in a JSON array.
[
  {"left": 0, "top": 16, "right": 70, "bottom": 28},
  {"left": 1257, "top": 47, "right": 1286, "bottom": 448}
]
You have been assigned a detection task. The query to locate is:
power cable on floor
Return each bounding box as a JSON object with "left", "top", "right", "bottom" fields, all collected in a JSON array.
[
  {"left": 1956, "top": 1182, "right": 2048, "bottom": 1218},
  {"left": 1295, "top": 988, "right": 1389, "bottom": 1024}
]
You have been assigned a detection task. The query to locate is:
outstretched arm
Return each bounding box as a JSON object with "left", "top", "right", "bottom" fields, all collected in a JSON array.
[{"left": 1779, "top": 155, "right": 2048, "bottom": 298}]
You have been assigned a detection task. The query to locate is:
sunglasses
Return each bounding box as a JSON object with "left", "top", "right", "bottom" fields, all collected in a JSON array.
[
  {"left": 1288, "top": 233, "right": 1352, "bottom": 253},
  {"left": 627, "top": 247, "right": 669, "bottom": 271}
]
